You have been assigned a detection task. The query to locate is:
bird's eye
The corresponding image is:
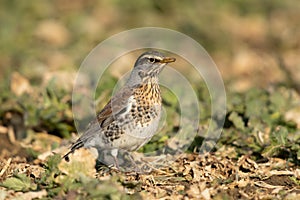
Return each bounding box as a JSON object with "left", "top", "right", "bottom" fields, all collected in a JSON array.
[
  {"left": 148, "top": 58, "right": 161, "bottom": 63},
  {"left": 149, "top": 58, "right": 155, "bottom": 63}
]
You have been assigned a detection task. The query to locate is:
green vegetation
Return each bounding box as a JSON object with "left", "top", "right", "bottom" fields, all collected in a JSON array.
[{"left": 0, "top": 0, "right": 299, "bottom": 199}]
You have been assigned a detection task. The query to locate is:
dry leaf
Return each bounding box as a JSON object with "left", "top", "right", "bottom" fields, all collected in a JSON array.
[
  {"left": 15, "top": 190, "right": 47, "bottom": 200},
  {"left": 285, "top": 107, "right": 300, "bottom": 129},
  {"left": 201, "top": 188, "right": 211, "bottom": 200},
  {"left": 34, "top": 20, "right": 70, "bottom": 47},
  {"left": 0, "top": 125, "right": 8, "bottom": 134},
  {"left": 10, "top": 72, "right": 32, "bottom": 96},
  {"left": 58, "top": 148, "right": 96, "bottom": 179}
]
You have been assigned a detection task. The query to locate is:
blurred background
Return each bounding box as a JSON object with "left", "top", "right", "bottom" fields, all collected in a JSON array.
[
  {"left": 1, "top": 0, "right": 299, "bottom": 91},
  {"left": 0, "top": 0, "right": 299, "bottom": 157}
]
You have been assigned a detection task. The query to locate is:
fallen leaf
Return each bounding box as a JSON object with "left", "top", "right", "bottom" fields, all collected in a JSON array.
[
  {"left": 34, "top": 20, "right": 70, "bottom": 47},
  {"left": 10, "top": 72, "right": 32, "bottom": 96},
  {"left": 58, "top": 148, "right": 97, "bottom": 180},
  {"left": 16, "top": 190, "right": 47, "bottom": 200}
]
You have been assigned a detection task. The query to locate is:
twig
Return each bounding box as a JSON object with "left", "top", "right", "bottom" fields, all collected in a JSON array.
[
  {"left": 0, "top": 158, "right": 12, "bottom": 177},
  {"left": 7, "top": 125, "right": 16, "bottom": 144}
]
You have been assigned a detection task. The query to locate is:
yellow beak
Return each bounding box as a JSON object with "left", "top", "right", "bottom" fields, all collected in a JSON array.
[{"left": 160, "top": 57, "right": 176, "bottom": 63}]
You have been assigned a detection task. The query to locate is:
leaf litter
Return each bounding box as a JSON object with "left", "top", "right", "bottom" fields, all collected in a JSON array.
[{"left": 1, "top": 1, "right": 300, "bottom": 198}]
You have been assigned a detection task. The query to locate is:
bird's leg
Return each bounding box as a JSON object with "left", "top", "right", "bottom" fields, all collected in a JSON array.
[
  {"left": 111, "top": 149, "right": 119, "bottom": 169},
  {"left": 126, "top": 152, "right": 141, "bottom": 173},
  {"left": 118, "top": 151, "right": 143, "bottom": 173}
]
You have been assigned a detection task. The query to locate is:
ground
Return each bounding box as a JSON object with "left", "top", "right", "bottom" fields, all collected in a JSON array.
[{"left": 1, "top": 1, "right": 300, "bottom": 199}]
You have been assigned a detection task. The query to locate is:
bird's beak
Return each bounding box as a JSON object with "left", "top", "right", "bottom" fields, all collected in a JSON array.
[{"left": 160, "top": 57, "right": 176, "bottom": 63}]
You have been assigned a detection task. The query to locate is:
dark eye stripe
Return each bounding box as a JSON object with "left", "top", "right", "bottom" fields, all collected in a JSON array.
[{"left": 149, "top": 57, "right": 161, "bottom": 63}]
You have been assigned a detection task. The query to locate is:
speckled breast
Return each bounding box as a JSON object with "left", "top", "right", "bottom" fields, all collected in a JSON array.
[{"left": 106, "top": 82, "right": 162, "bottom": 151}]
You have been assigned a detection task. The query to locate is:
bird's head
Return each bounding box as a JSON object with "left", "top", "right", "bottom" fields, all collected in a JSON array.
[{"left": 128, "top": 51, "right": 176, "bottom": 85}]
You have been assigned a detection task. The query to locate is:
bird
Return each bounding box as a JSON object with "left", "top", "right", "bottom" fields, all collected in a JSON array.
[{"left": 63, "top": 51, "right": 176, "bottom": 168}]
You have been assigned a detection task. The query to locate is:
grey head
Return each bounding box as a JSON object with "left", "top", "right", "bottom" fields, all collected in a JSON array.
[{"left": 126, "top": 51, "right": 176, "bottom": 86}]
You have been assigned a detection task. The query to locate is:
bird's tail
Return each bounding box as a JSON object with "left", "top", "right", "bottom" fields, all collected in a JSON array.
[
  {"left": 62, "top": 139, "right": 84, "bottom": 162},
  {"left": 63, "top": 122, "right": 101, "bottom": 161}
]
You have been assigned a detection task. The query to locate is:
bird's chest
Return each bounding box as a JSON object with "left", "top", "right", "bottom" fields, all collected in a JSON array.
[
  {"left": 118, "top": 83, "right": 162, "bottom": 135},
  {"left": 131, "top": 83, "right": 162, "bottom": 122},
  {"left": 103, "top": 83, "right": 162, "bottom": 150}
]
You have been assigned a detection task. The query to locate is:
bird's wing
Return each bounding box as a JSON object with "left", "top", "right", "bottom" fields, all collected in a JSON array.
[
  {"left": 83, "top": 86, "right": 134, "bottom": 141},
  {"left": 95, "top": 86, "right": 133, "bottom": 128},
  {"left": 63, "top": 86, "right": 134, "bottom": 161}
]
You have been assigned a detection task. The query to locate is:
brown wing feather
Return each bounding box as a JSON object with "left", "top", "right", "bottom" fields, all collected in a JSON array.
[
  {"left": 63, "top": 86, "right": 135, "bottom": 161},
  {"left": 96, "top": 86, "right": 133, "bottom": 128}
]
